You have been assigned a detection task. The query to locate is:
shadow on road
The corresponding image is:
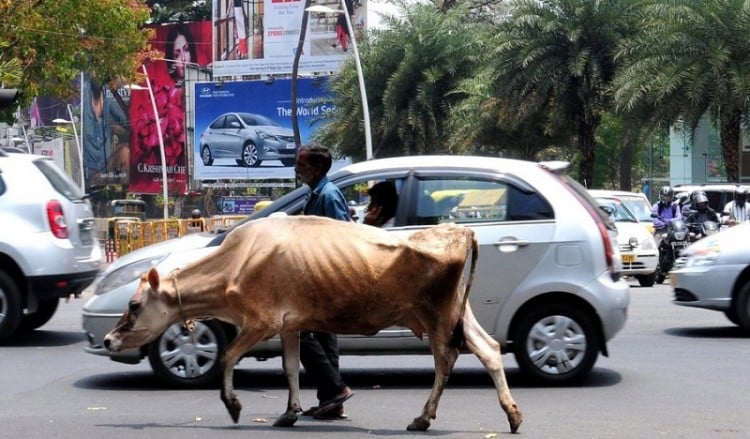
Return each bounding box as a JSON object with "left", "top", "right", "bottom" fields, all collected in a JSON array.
[
  {"left": 0, "top": 329, "right": 85, "bottom": 347},
  {"left": 665, "top": 325, "right": 749, "bottom": 338},
  {"left": 76, "top": 365, "right": 622, "bottom": 391}
]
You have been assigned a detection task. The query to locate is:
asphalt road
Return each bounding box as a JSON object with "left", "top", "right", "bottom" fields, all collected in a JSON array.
[{"left": 1, "top": 280, "right": 748, "bottom": 438}]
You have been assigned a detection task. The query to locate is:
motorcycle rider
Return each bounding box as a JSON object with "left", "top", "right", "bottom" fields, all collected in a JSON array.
[
  {"left": 685, "top": 192, "right": 720, "bottom": 225},
  {"left": 651, "top": 185, "right": 681, "bottom": 246},
  {"left": 722, "top": 186, "right": 750, "bottom": 226}
]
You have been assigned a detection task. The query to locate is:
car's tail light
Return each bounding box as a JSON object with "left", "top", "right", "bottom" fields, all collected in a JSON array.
[{"left": 46, "top": 200, "right": 69, "bottom": 239}]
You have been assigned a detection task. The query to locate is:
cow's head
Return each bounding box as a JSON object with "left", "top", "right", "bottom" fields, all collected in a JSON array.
[{"left": 103, "top": 268, "right": 179, "bottom": 352}]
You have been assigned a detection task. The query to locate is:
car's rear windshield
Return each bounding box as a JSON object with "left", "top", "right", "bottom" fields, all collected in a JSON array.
[
  {"left": 33, "top": 158, "right": 86, "bottom": 201},
  {"left": 551, "top": 172, "right": 615, "bottom": 229}
]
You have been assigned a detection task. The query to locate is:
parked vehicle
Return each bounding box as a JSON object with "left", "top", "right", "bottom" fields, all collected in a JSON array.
[
  {"left": 83, "top": 156, "right": 630, "bottom": 386},
  {"left": 198, "top": 112, "right": 296, "bottom": 168},
  {"left": 593, "top": 196, "right": 658, "bottom": 287},
  {"left": 674, "top": 184, "right": 739, "bottom": 215},
  {"left": 671, "top": 222, "right": 750, "bottom": 329},
  {"left": 0, "top": 150, "right": 100, "bottom": 340},
  {"left": 651, "top": 214, "right": 689, "bottom": 284}
]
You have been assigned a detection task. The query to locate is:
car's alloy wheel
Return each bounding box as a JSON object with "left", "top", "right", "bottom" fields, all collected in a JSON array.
[
  {"left": 19, "top": 298, "right": 59, "bottom": 332},
  {"left": 0, "top": 271, "right": 22, "bottom": 341},
  {"left": 201, "top": 146, "right": 214, "bottom": 166},
  {"left": 513, "top": 303, "right": 599, "bottom": 384},
  {"left": 147, "top": 320, "right": 228, "bottom": 387},
  {"left": 241, "top": 143, "right": 261, "bottom": 167}
]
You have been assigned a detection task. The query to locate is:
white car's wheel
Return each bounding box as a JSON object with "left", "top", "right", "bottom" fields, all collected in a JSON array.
[
  {"left": 0, "top": 271, "right": 22, "bottom": 341},
  {"left": 147, "top": 320, "right": 228, "bottom": 387}
]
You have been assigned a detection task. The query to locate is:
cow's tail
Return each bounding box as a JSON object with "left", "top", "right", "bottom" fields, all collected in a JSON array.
[{"left": 449, "top": 231, "right": 479, "bottom": 349}]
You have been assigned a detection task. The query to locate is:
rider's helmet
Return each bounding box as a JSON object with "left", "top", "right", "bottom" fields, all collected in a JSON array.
[
  {"left": 690, "top": 190, "right": 707, "bottom": 209},
  {"left": 693, "top": 193, "right": 710, "bottom": 211},
  {"left": 734, "top": 186, "right": 748, "bottom": 204},
  {"left": 659, "top": 186, "right": 674, "bottom": 203}
]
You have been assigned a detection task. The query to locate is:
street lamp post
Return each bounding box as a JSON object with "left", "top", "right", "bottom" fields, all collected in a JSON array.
[
  {"left": 142, "top": 64, "right": 170, "bottom": 220},
  {"left": 52, "top": 104, "right": 85, "bottom": 192},
  {"left": 305, "top": 2, "right": 372, "bottom": 160}
]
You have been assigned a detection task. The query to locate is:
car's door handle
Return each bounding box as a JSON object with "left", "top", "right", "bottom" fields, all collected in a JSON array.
[{"left": 494, "top": 238, "right": 530, "bottom": 248}]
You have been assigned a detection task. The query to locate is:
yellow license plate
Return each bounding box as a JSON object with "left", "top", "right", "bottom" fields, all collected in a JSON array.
[{"left": 622, "top": 254, "right": 636, "bottom": 263}]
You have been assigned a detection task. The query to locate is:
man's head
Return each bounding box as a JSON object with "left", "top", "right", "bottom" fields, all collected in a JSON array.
[
  {"left": 659, "top": 185, "right": 674, "bottom": 204},
  {"left": 693, "top": 193, "right": 710, "bottom": 212},
  {"left": 734, "top": 187, "right": 748, "bottom": 204},
  {"left": 364, "top": 181, "right": 398, "bottom": 227},
  {"left": 295, "top": 145, "right": 333, "bottom": 187}
]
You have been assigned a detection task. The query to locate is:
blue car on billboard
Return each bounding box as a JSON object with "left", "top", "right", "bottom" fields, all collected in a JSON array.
[{"left": 199, "top": 112, "right": 297, "bottom": 167}]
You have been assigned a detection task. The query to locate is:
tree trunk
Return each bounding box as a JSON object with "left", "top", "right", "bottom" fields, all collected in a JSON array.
[
  {"left": 578, "top": 123, "right": 597, "bottom": 188},
  {"left": 291, "top": 0, "right": 312, "bottom": 148},
  {"left": 719, "top": 109, "right": 742, "bottom": 183},
  {"left": 618, "top": 117, "right": 639, "bottom": 191}
]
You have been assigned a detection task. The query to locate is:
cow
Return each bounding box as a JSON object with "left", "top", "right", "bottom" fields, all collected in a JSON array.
[{"left": 103, "top": 215, "right": 522, "bottom": 433}]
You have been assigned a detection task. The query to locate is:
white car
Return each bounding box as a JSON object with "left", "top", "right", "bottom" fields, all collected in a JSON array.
[
  {"left": 593, "top": 196, "right": 659, "bottom": 287},
  {"left": 0, "top": 151, "right": 100, "bottom": 340},
  {"left": 588, "top": 189, "right": 654, "bottom": 233},
  {"left": 83, "top": 155, "right": 630, "bottom": 386}
]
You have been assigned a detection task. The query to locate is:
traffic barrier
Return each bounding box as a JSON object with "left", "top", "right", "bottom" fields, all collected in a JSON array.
[{"left": 100, "top": 216, "right": 245, "bottom": 263}]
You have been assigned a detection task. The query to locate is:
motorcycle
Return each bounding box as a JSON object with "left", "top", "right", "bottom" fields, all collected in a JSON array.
[
  {"left": 651, "top": 214, "right": 690, "bottom": 284},
  {"left": 685, "top": 218, "right": 720, "bottom": 241}
]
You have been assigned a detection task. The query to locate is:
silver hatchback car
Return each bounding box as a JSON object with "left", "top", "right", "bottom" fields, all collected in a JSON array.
[
  {"left": 82, "top": 156, "right": 629, "bottom": 386},
  {"left": 199, "top": 112, "right": 297, "bottom": 168},
  {"left": 671, "top": 222, "right": 750, "bottom": 328},
  {"left": 0, "top": 151, "right": 101, "bottom": 340}
]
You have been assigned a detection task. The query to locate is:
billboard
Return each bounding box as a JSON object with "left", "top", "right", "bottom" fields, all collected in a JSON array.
[
  {"left": 128, "top": 21, "right": 213, "bottom": 194},
  {"left": 212, "top": 0, "right": 367, "bottom": 76},
  {"left": 193, "top": 77, "right": 334, "bottom": 180}
]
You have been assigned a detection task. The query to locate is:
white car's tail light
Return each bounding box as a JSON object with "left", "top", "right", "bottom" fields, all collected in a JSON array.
[{"left": 46, "top": 200, "right": 69, "bottom": 239}]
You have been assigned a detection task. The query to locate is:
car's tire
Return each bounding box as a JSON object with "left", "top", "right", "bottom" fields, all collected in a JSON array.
[
  {"left": 0, "top": 271, "right": 23, "bottom": 341},
  {"left": 636, "top": 272, "right": 657, "bottom": 287},
  {"left": 281, "top": 158, "right": 296, "bottom": 167},
  {"left": 241, "top": 142, "right": 261, "bottom": 167},
  {"left": 201, "top": 145, "right": 214, "bottom": 166},
  {"left": 733, "top": 283, "right": 750, "bottom": 331},
  {"left": 724, "top": 308, "right": 741, "bottom": 326},
  {"left": 513, "top": 303, "right": 600, "bottom": 384},
  {"left": 18, "top": 298, "right": 59, "bottom": 332},
  {"left": 147, "top": 319, "right": 228, "bottom": 387}
]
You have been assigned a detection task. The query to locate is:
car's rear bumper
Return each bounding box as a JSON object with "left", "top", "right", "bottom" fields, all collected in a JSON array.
[{"left": 29, "top": 269, "right": 99, "bottom": 300}]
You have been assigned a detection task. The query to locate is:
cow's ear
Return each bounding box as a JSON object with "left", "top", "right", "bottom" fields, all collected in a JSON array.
[{"left": 147, "top": 268, "right": 160, "bottom": 292}]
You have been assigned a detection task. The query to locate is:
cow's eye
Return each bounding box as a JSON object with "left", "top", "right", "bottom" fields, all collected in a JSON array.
[{"left": 128, "top": 301, "right": 141, "bottom": 312}]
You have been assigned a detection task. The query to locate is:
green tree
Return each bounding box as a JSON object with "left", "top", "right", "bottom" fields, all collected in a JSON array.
[
  {"left": 486, "top": 0, "right": 634, "bottom": 186},
  {"left": 315, "top": 2, "right": 488, "bottom": 160},
  {"left": 614, "top": 0, "right": 750, "bottom": 183},
  {"left": 0, "top": 0, "right": 154, "bottom": 110}
]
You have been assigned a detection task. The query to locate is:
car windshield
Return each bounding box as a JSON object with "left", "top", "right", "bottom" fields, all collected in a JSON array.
[
  {"left": 596, "top": 198, "right": 637, "bottom": 222},
  {"left": 239, "top": 113, "right": 279, "bottom": 127},
  {"left": 33, "top": 157, "right": 86, "bottom": 201},
  {"left": 619, "top": 197, "right": 651, "bottom": 222}
]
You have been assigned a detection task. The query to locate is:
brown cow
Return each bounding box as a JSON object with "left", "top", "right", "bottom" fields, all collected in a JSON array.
[{"left": 103, "top": 215, "right": 522, "bottom": 433}]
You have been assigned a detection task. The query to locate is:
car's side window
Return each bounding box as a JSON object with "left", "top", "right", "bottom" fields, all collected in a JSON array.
[
  {"left": 411, "top": 177, "right": 553, "bottom": 225},
  {"left": 337, "top": 178, "right": 405, "bottom": 224},
  {"left": 210, "top": 116, "right": 224, "bottom": 129}
]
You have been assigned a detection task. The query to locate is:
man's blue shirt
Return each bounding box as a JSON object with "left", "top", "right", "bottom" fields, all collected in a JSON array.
[
  {"left": 651, "top": 201, "right": 681, "bottom": 229},
  {"left": 303, "top": 176, "right": 350, "bottom": 221}
]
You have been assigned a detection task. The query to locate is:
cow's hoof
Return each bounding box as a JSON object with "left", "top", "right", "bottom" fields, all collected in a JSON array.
[
  {"left": 273, "top": 411, "right": 298, "bottom": 427},
  {"left": 509, "top": 409, "right": 523, "bottom": 433},
  {"left": 226, "top": 398, "right": 242, "bottom": 423},
  {"left": 407, "top": 417, "right": 431, "bottom": 431}
]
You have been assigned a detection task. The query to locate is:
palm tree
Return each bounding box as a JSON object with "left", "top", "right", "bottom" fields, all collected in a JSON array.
[
  {"left": 486, "top": 0, "right": 633, "bottom": 186},
  {"left": 315, "top": 2, "right": 488, "bottom": 160},
  {"left": 614, "top": 0, "right": 750, "bottom": 183}
]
